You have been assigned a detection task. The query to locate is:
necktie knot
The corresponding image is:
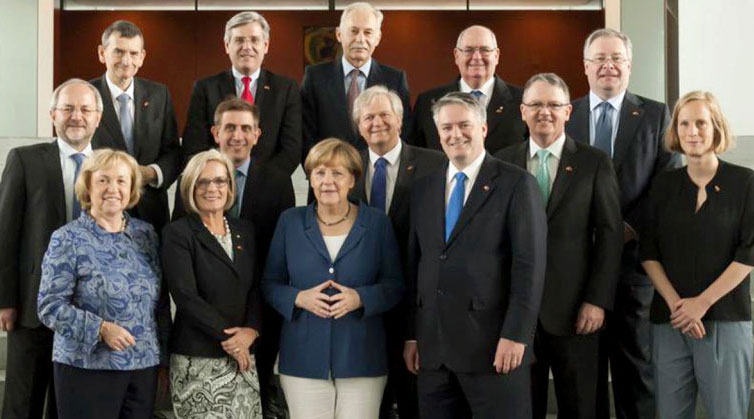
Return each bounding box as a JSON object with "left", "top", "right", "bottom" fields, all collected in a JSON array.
[
  {"left": 72, "top": 153, "right": 86, "bottom": 167},
  {"left": 470, "top": 90, "right": 483, "bottom": 100},
  {"left": 454, "top": 172, "right": 467, "bottom": 184},
  {"left": 536, "top": 149, "right": 550, "bottom": 163},
  {"left": 240, "top": 76, "right": 254, "bottom": 104},
  {"left": 599, "top": 101, "right": 613, "bottom": 112},
  {"left": 242, "top": 76, "right": 252, "bottom": 87},
  {"left": 116, "top": 93, "right": 129, "bottom": 106},
  {"left": 374, "top": 157, "right": 388, "bottom": 170},
  {"left": 349, "top": 69, "right": 361, "bottom": 79}
]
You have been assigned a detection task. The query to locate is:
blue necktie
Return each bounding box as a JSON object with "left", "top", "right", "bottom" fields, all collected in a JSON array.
[
  {"left": 535, "top": 149, "right": 551, "bottom": 203},
  {"left": 595, "top": 101, "right": 613, "bottom": 157},
  {"left": 117, "top": 93, "right": 135, "bottom": 155},
  {"left": 470, "top": 90, "right": 483, "bottom": 101},
  {"left": 370, "top": 157, "right": 388, "bottom": 212},
  {"left": 445, "top": 172, "right": 467, "bottom": 242},
  {"left": 71, "top": 153, "right": 86, "bottom": 220},
  {"left": 230, "top": 169, "right": 245, "bottom": 218}
]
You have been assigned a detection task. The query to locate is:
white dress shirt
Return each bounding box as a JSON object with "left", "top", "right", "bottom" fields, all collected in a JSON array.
[
  {"left": 58, "top": 139, "right": 93, "bottom": 222},
  {"left": 232, "top": 66, "right": 261, "bottom": 99},
  {"left": 459, "top": 77, "right": 495, "bottom": 109},
  {"left": 526, "top": 134, "right": 566, "bottom": 191},
  {"left": 588, "top": 90, "right": 626, "bottom": 157},
  {"left": 365, "top": 141, "right": 402, "bottom": 211},
  {"left": 445, "top": 150, "right": 486, "bottom": 209},
  {"left": 342, "top": 57, "right": 372, "bottom": 94}
]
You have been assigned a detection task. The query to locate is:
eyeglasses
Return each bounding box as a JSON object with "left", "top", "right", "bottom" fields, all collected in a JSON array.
[
  {"left": 196, "top": 177, "right": 230, "bottom": 190},
  {"left": 456, "top": 47, "right": 496, "bottom": 57},
  {"left": 584, "top": 55, "right": 629, "bottom": 66},
  {"left": 54, "top": 106, "right": 100, "bottom": 117},
  {"left": 522, "top": 102, "right": 570, "bottom": 112}
]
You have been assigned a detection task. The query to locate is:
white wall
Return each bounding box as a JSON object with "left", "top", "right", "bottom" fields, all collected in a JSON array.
[
  {"left": 679, "top": 0, "right": 754, "bottom": 136},
  {"left": 621, "top": 0, "right": 666, "bottom": 103}
]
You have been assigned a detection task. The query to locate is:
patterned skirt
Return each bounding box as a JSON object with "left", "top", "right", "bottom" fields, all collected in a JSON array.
[{"left": 170, "top": 354, "right": 263, "bottom": 419}]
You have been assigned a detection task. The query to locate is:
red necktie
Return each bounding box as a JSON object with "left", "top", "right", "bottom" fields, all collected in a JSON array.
[{"left": 241, "top": 76, "right": 254, "bottom": 104}]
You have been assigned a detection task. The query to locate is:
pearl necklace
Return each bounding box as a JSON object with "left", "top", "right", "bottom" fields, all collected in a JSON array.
[{"left": 204, "top": 216, "right": 230, "bottom": 240}]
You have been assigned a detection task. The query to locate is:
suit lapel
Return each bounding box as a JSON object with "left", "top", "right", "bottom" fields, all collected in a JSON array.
[
  {"left": 388, "top": 143, "right": 416, "bottom": 216},
  {"left": 613, "top": 92, "right": 644, "bottom": 172},
  {"left": 546, "top": 137, "right": 578, "bottom": 218},
  {"left": 44, "top": 141, "right": 66, "bottom": 223},
  {"left": 97, "top": 75, "right": 128, "bottom": 150},
  {"left": 133, "top": 78, "right": 149, "bottom": 160},
  {"left": 486, "top": 76, "right": 512, "bottom": 136},
  {"left": 304, "top": 204, "right": 332, "bottom": 263},
  {"left": 229, "top": 220, "right": 251, "bottom": 282},
  {"left": 427, "top": 167, "right": 448, "bottom": 247},
  {"left": 219, "top": 70, "right": 236, "bottom": 101},
  {"left": 333, "top": 205, "right": 367, "bottom": 263},
  {"left": 255, "top": 69, "right": 271, "bottom": 109},
  {"left": 239, "top": 159, "right": 258, "bottom": 219},
  {"left": 351, "top": 150, "right": 369, "bottom": 204},
  {"left": 189, "top": 215, "right": 238, "bottom": 274},
  {"left": 446, "top": 156, "right": 497, "bottom": 247},
  {"left": 568, "top": 98, "right": 591, "bottom": 145},
  {"left": 330, "top": 60, "right": 349, "bottom": 127}
]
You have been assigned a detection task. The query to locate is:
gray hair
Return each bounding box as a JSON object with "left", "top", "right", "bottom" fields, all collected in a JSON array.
[
  {"left": 101, "top": 20, "right": 144, "bottom": 49},
  {"left": 523, "top": 73, "right": 571, "bottom": 103},
  {"left": 583, "top": 28, "right": 633, "bottom": 60},
  {"left": 49, "top": 78, "right": 103, "bottom": 112},
  {"left": 224, "top": 11, "right": 271, "bottom": 43},
  {"left": 456, "top": 25, "right": 498, "bottom": 48},
  {"left": 431, "top": 92, "right": 487, "bottom": 125},
  {"left": 340, "top": 2, "right": 384, "bottom": 32},
  {"left": 352, "top": 85, "right": 403, "bottom": 126}
]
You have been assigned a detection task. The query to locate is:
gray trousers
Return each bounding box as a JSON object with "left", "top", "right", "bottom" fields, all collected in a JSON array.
[{"left": 653, "top": 321, "right": 753, "bottom": 419}]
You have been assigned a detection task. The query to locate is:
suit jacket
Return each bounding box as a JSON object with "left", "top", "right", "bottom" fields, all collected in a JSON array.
[
  {"left": 0, "top": 141, "right": 68, "bottom": 327},
  {"left": 411, "top": 76, "right": 526, "bottom": 154},
  {"left": 161, "top": 214, "right": 260, "bottom": 358},
  {"left": 407, "top": 155, "right": 547, "bottom": 373},
  {"left": 90, "top": 75, "right": 181, "bottom": 233},
  {"left": 350, "top": 143, "right": 446, "bottom": 265},
  {"left": 172, "top": 157, "right": 294, "bottom": 267},
  {"left": 182, "top": 69, "right": 302, "bottom": 174},
  {"left": 301, "top": 59, "right": 411, "bottom": 159},
  {"left": 566, "top": 91, "right": 682, "bottom": 283},
  {"left": 495, "top": 137, "right": 623, "bottom": 336},
  {"left": 262, "top": 204, "right": 404, "bottom": 379}
]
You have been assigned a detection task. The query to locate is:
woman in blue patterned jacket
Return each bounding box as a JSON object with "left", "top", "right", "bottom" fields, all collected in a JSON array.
[{"left": 37, "top": 149, "right": 170, "bottom": 419}]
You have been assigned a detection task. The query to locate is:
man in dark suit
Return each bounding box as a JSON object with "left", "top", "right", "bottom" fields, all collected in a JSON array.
[
  {"left": 411, "top": 25, "right": 526, "bottom": 154},
  {"left": 183, "top": 11, "right": 301, "bottom": 175},
  {"left": 565, "top": 28, "right": 682, "bottom": 419},
  {"left": 90, "top": 20, "right": 181, "bottom": 234},
  {"left": 0, "top": 79, "right": 103, "bottom": 419},
  {"left": 403, "top": 92, "right": 547, "bottom": 419},
  {"left": 173, "top": 98, "right": 294, "bottom": 419},
  {"left": 301, "top": 2, "right": 411, "bottom": 160},
  {"left": 349, "top": 86, "right": 444, "bottom": 419},
  {"left": 496, "top": 73, "right": 623, "bottom": 419}
]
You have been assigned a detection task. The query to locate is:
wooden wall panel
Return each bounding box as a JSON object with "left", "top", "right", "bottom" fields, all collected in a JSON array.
[{"left": 56, "top": 9, "right": 602, "bottom": 133}]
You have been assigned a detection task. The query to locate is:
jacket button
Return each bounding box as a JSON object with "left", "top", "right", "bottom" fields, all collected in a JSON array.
[
  {"left": 437, "top": 289, "right": 444, "bottom": 296},
  {"left": 328, "top": 267, "right": 334, "bottom": 274},
  {"left": 439, "top": 254, "right": 447, "bottom": 260}
]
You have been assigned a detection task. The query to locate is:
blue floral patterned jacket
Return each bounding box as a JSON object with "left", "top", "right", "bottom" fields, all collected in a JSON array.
[{"left": 37, "top": 211, "right": 169, "bottom": 370}]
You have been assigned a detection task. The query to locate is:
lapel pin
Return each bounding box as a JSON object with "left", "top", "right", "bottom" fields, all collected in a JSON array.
[
  {"left": 143, "top": 100, "right": 149, "bottom": 108},
  {"left": 236, "top": 245, "right": 243, "bottom": 250},
  {"left": 632, "top": 110, "right": 639, "bottom": 116},
  {"left": 496, "top": 106, "right": 504, "bottom": 113},
  {"left": 565, "top": 166, "right": 574, "bottom": 173},
  {"left": 407, "top": 165, "right": 414, "bottom": 172},
  {"left": 235, "top": 234, "right": 241, "bottom": 239},
  {"left": 264, "top": 85, "right": 271, "bottom": 90},
  {"left": 714, "top": 185, "right": 721, "bottom": 192},
  {"left": 483, "top": 185, "right": 490, "bottom": 192}
]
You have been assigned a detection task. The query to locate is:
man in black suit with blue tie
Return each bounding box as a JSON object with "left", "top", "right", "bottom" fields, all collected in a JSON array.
[
  {"left": 565, "top": 28, "right": 682, "bottom": 419},
  {"left": 404, "top": 92, "right": 547, "bottom": 419},
  {"left": 90, "top": 20, "right": 181, "bottom": 234},
  {"left": 301, "top": 2, "right": 411, "bottom": 160}
]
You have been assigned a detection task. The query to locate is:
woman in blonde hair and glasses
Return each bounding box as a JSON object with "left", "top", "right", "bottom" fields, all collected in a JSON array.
[
  {"left": 161, "top": 149, "right": 263, "bottom": 419},
  {"left": 37, "top": 149, "right": 170, "bottom": 419},
  {"left": 641, "top": 91, "right": 754, "bottom": 419}
]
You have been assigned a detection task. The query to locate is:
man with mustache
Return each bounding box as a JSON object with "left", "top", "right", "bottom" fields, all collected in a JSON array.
[
  {"left": 301, "top": 2, "right": 411, "bottom": 161},
  {"left": 404, "top": 92, "right": 546, "bottom": 419},
  {"left": 0, "top": 79, "right": 102, "bottom": 419},
  {"left": 411, "top": 25, "right": 526, "bottom": 155},
  {"left": 183, "top": 11, "right": 301, "bottom": 176},
  {"left": 565, "top": 28, "right": 682, "bottom": 419},
  {"left": 90, "top": 20, "right": 181, "bottom": 234}
]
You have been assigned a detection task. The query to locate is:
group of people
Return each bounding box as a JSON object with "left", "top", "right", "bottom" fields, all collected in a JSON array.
[{"left": 0, "top": 2, "right": 752, "bottom": 419}]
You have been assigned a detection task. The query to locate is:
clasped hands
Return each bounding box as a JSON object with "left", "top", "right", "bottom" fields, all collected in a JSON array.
[
  {"left": 222, "top": 327, "right": 259, "bottom": 371},
  {"left": 295, "top": 280, "right": 362, "bottom": 319},
  {"left": 669, "top": 296, "right": 710, "bottom": 339}
]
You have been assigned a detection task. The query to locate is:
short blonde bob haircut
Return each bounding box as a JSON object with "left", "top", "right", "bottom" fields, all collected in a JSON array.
[
  {"left": 304, "top": 138, "right": 363, "bottom": 181},
  {"left": 75, "top": 149, "right": 142, "bottom": 211},
  {"left": 665, "top": 90, "right": 734, "bottom": 154},
  {"left": 180, "top": 149, "right": 236, "bottom": 215}
]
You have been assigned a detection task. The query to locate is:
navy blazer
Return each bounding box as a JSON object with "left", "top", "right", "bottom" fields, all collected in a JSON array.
[{"left": 262, "top": 203, "right": 404, "bottom": 379}]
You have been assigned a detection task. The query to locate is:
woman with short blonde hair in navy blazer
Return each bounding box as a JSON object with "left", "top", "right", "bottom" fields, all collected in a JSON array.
[
  {"left": 641, "top": 91, "right": 754, "bottom": 419},
  {"left": 263, "top": 138, "right": 404, "bottom": 419}
]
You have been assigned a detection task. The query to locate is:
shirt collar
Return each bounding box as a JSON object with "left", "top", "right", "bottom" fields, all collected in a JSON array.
[
  {"left": 447, "top": 150, "right": 486, "bottom": 184},
  {"left": 459, "top": 76, "right": 495, "bottom": 98},
  {"left": 235, "top": 157, "right": 251, "bottom": 177},
  {"left": 368, "top": 141, "right": 402, "bottom": 167},
  {"left": 232, "top": 66, "right": 261, "bottom": 83},
  {"left": 528, "top": 133, "right": 566, "bottom": 160},
  {"left": 589, "top": 89, "right": 626, "bottom": 112},
  {"left": 105, "top": 73, "right": 134, "bottom": 102},
  {"left": 342, "top": 56, "right": 372, "bottom": 78},
  {"left": 57, "top": 138, "right": 93, "bottom": 158}
]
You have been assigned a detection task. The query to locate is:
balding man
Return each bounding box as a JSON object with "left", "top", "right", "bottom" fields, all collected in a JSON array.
[
  {"left": 0, "top": 79, "right": 103, "bottom": 419},
  {"left": 301, "top": 2, "right": 411, "bottom": 160},
  {"left": 411, "top": 25, "right": 526, "bottom": 154}
]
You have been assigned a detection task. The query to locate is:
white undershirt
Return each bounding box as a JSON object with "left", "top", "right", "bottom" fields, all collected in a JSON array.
[{"left": 322, "top": 234, "right": 348, "bottom": 261}]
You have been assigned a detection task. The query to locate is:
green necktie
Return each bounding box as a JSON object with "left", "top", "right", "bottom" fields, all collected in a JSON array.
[{"left": 535, "top": 149, "right": 551, "bottom": 203}]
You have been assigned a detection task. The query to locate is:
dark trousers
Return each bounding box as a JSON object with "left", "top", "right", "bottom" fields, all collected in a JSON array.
[
  {"left": 531, "top": 324, "right": 600, "bottom": 419},
  {"left": 2, "top": 325, "right": 57, "bottom": 419},
  {"left": 380, "top": 311, "right": 419, "bottom": 419},
  {"left": 596, "top": 282, "right": 655, "bottom": 419},
  {"left": 418, "top": 364, "right": 531, "bottom": 419},
  {"left": 53, "top": 363, "right": 157, "bottom": 419},
  {"left": 256, "top": 303, "right": 288, "bottom": 418}
]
